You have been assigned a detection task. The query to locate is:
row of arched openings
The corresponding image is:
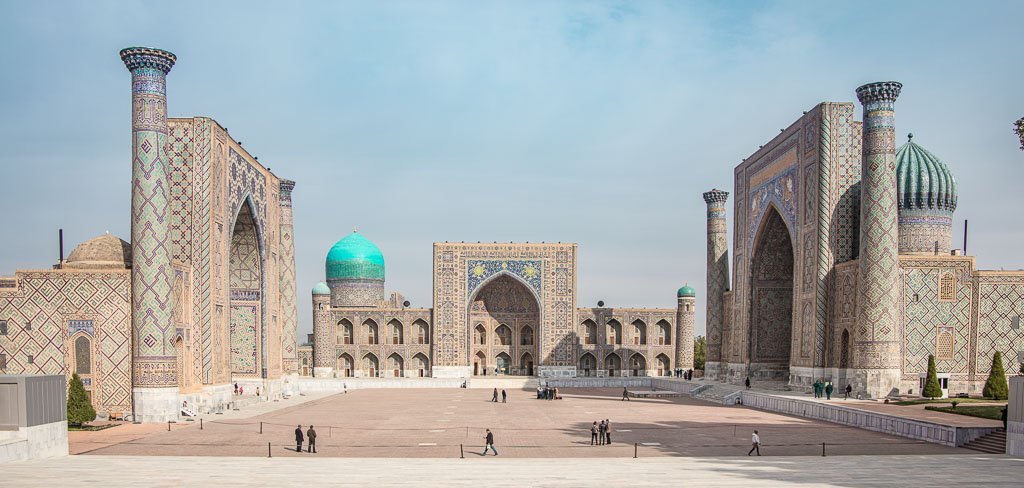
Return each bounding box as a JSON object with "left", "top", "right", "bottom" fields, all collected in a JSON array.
[
  {"left": 337, "top": 319, "right": 430, "bottom": 345},
  {"left": 474, "top": 324, "right": 534, "bottom": 346},
  {"left": 577, "top": 352, "right": 672, "bottom": 377},
  {"left": 580, "top": 319, "right": 672, "bottom": 346},
  {"left": 335, "top": 352, "right": 431, "bottom": 378}
]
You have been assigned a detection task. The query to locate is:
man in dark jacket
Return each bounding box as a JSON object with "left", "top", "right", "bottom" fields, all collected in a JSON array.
[
  {"left": 492, "top": 388, "right": 498, "bottom": 402},
  {"left": 306, "top": 425, "right": 317, "bottom": 453},
  {"left": 482, "top": 429, "right": 498, "bottom": 456},
  {"left": 295, "top": 424, "right": 304, "bottom": 452},
  {"left": 501, "top": 389, "right": 507, "bottom": 403}
]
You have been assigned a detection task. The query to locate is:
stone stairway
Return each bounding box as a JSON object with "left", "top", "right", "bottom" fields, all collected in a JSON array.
[
  {"left": 693, "top": 384, "right": 743, "bottom": 405},
  {"left": 961, "top": 429, "right": 1006, "bottom": 454}
]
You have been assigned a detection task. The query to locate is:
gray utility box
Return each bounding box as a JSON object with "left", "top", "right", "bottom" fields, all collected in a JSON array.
[{"left": 0, "top": 375, "right": 67, "bottom": 430}]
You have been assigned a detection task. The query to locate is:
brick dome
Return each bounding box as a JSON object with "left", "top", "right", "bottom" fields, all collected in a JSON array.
[{"left": 65, "top": 233, "right": 131, "bottom": 269}]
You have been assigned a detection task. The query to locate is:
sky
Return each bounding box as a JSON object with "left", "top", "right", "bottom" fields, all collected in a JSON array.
[{"left": 1, "top": 1, "right": 1022, "bottom": 340}]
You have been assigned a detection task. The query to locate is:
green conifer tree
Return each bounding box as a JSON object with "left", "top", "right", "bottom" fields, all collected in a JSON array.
[
  {"left": 693, "top": 336, "right": 706, "bottom": 371},
  {"left": 67, "top": 373, "right": 96, "bottom": 426},
  {"left": 921, "top": 354, "right": 943, "bottom": 399},
  {"left": 983, "top": 351, "right": 1009, "bottom": 400}
]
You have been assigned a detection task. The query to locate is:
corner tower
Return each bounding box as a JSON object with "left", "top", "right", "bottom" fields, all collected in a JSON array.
[
  {"left": 702, "top": 188, "right": 729, "bottom": 379},
  {"left": 675, "top": 285, "right": 696, "bottom": 372},
  {"left": 854, "top": 81, "right": 903, "bottom": 398},
  {"left": 121, "top": 47, "right": 178, "bottom": 422},
  {"left": 311, "top": 282, "right": 333, "bottom": 377}
]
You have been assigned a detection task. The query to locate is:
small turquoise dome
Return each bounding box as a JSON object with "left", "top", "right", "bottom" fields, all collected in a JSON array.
[
  {"left": 325, "top": 231, "right": 385, "bottom": 281},
  {"left": 312, "top": 282, "right": 331, "bottom": 296},
  {"left": 677, "top": 284, "right": 696, "bottom": 297},
  {"left": 896, "top": 134, "right": 957, "bottom": 213}
]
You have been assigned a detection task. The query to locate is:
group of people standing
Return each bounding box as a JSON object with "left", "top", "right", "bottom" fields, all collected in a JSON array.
[
  {"left": 589, "top": 419, "right": 613, "bottom": 445},
  {"left": 812, "top": 380, "right": 853, "bottom": 400},
  {"left": 673, "top": 368, "right": 695, "bottom": 380},
  {"left": 293, "top": 425, "right": 317, "bottom": 453},
  {"left": 232, "top": 382, "right": 260, "bottom": 397},
  {"left": 537, "top": 386, "right": 561, "bottom": 400}
]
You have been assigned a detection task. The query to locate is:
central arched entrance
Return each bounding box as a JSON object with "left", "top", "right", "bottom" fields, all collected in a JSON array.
[
  {"left": 229, "top": 199, "right": 263, "bottom": 378},
  {"left": 749, "top": 207, "right": 794, "bottom": 380},
  {"left": 468, "top": 274, "right": 540, "bottom": 376}
]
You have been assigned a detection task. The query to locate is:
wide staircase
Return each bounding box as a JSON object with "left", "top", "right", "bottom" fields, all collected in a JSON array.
[
  {"left": 961, "top": 429, "right": 1006, "bottom": 454},
  {"left": 693, "top": 384, "right": 744, "bottom": 405}
]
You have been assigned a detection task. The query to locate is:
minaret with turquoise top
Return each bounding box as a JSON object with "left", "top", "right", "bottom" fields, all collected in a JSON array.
[
  {"left": 675, "top": 285, "right": 696, "bottom": 372},
  {"left": 121, "top": 47, "right": 178, "bottom": 422}
]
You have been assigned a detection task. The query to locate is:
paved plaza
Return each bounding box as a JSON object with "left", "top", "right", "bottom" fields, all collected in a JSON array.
[
  {"left": 6, "top": 454, "right": 1024, "bottom": 487},
  {"left": 75, "top": 387, "right": 960, "bottom": 458}
]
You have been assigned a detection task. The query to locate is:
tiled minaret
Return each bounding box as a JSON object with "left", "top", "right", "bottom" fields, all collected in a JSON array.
[
  {"left": 121, "top": 47, "right": 178, "bottom": 422},
  {"left": 279, "top": 180, "right": 299, "bottom": 374},
  {"left": 675, "top": 286, "right": 696, "bottom": 372},
  {"left": 702, "top": 189, "right": 729, "bottom": 379},
  {"left": 854, "top": 81, "right": 903, "bottom": 398}
]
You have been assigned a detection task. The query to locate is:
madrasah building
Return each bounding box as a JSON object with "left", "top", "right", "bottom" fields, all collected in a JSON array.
[
  {"left": 0, "top": 47, "right": 299, "bottom": 422},
  {"left": 702, "top": 81, "right": 1024, "bottom": 399}
]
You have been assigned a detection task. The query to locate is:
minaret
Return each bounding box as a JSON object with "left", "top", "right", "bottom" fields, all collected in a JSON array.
[
  {"left": 279, "top": 180, "right": 299, "bottom": 374},
  {"left": 702, "top": 189, "right": 729, "bottom": 379},
  {"left": 121, "top": 47, "right": 178, "bottom": 422},
  {"left": 854, "top": 81, "right": 903, "bottom": 398},
  {"left": 675, "top": 286, "right": 696, "bottom": 372},
  {"left": 311, "top": 283, "right": 334, "bottom": 377}
]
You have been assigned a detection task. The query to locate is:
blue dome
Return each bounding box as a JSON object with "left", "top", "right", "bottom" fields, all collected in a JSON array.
[
  {"left": 325, "top": 231, "right": 385, "bottom": 281},
  {"left": 312, "top": 282, "right": 331, "bottom": 296},
  {"left": 677, "top": 284, "right": 696, "bottom": 297},
  {"left": 897, "top": 134, "right": 957, "bottom": 213}
]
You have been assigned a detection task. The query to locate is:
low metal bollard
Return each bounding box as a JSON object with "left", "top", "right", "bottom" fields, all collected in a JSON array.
[
  {"left": 268, "top": 442, "right": 272, "bottom": 458},
  {"left": 167, "top": 420, "right": 171, "bottom": 432},
  {"left": 260, "top": 421, "right": 263, "bottom": 434},
  {"left": 200, "top": 418, "right": 203, "bottom": 430},
  {"left": 822, "top": 442, "right": 826, "bottom": 457},
  {"left": 460, "top": 444, "right": 464, "bottom": 459},
  {"left": 634, "top": 442, "right": 638, "bottom": 458}
]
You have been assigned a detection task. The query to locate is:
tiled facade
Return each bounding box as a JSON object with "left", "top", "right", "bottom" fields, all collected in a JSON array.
[
  {"left": 706, "top": 82, "right": 1024, "bottom": 398},
  {"left": 310, "top": 242, "right": 696, "bottom": 379},
  {"left": 0, "top": 47, "right": 299, "bottom": 421}
]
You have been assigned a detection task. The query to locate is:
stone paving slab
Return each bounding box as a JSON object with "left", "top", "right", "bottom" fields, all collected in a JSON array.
[
  {"left": 74, "top": 388, "right": 960, "bottom": 458},
  {"left": 4, "top": 454, "right": 1024, "bottom": 487}
]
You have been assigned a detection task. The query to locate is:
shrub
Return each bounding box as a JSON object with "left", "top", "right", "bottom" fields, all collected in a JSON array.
[
  {"left": 922, "top": 355, "right": 943, "bottom": 399},
  {"left": 67, "top": 373, "right": 96, "bottom": 426},
  {"left": 983, "top": 351, "right": 1009, "bottom": 400}
]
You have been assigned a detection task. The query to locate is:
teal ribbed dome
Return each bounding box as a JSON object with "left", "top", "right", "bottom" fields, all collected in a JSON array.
[
  {"left": 325, "top": 231, "right": 385, "bottom": 281},
  {"left": 312, "top": 282, "right": 331, "bottom": 295},
  {"left": 896, "top": 134, "right": 957, "bottom": 212},
  {"left": 677, "top": 284, "right": 696, "bottom": 297}
]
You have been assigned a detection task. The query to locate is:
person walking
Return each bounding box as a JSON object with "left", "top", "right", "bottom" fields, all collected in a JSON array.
[
  {"left": 306, "top": 425, "right": 317, "bottom": 453},
  {"left": 294, "top": 424, "right": 304, "bottom": 453},
  {"left": 844, "top": 384, "right": 852, "bottom": 400},
  {"left": 622, "top": 387, "right": 630, "bottom": 401},
  {"left": 745, "top": 377, "right": 751, "bottom": 389},
  {"left": 825, "top": 382, "right": 833, "bottom": 400},
  {"left": 748, "top": 430, "right": 761, "bottom": 456},
  {"left": 598, "top": 420, "right": 606, "bottom": 445},
  {"left": 604, "top": 419, "right": 612, "bottom": 445},
  {"left": 482, "top": 429, "right": 498, "bottom": 456},
  {"left": 501, "top": 389, "right": 507, "bottom": 403},
  {"left": 492, "top": 388, "right": 498, "bottom": 402},
  {"left": 590, "top": 421, "right": 599, "bottom": 445},
  {"left": 812, "top": 379, "right": 820, "bottom": 398},
  {"left": 233, "top": 383, "right": 239, "bottom": 395}
]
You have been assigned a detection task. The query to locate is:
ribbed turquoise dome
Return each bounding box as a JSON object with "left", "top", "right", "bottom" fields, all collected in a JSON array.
[
  {"left": 312, "top": 282, "right": 331, "bottom": 295},
  {"left": 325, "top": 232, "right": 385, "bottom": 281},
  {"left": 677, "top": 284, "right": 696, "bottom": 297},
  {"left": 896, "top": 134, "right": 957, "bottom": 212}
]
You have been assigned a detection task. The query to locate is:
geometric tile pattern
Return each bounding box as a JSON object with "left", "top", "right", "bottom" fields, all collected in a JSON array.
[
  {"left": 432, "top": 243, "right": 576, "bottom": 371},
  {"left": 0, "top": 270, "right": 131, "bottom": 414},
  {"left": 854, "top": 81, "right": 902, "bottom": 369},
  {"left": 703, "top": 189, "right": 729, "bottom": 365},
  {"left": 279, "top": 180, "right": 298, "bottom": 373},
  {"left": 977, "top": 274, "right": 1024, "bottom": 376},
  {"left": 900, "top": 263, "right": 971, "bottom": 376},
  {"left": 229, "top": 305, "right": 258, "bottom": 374},
  {"left": 122, "top": 48, "right": 177, "bottom": 388}
]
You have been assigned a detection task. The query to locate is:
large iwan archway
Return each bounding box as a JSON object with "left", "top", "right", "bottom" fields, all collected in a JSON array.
[
  {"left": 229, "top": 199, "right": 263, "bottom": 377},
  {"left": 468, "top": 274, "right": 540, "bottom": 376},
  {"left": 748, "top": 207, "right": 794, "bottom": 380}
]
